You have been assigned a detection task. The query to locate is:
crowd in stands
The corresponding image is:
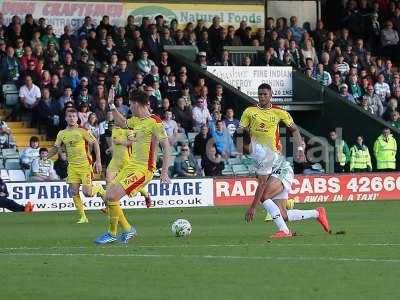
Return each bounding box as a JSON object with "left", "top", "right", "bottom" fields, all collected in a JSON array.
[{"left": 0, "top": 0, "right": 399, "bottom": 180}]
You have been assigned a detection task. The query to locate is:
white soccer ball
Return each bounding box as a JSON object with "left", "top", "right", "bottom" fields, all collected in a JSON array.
[{"left": 171, "top": 219, "right": 192, "bottom": 237}]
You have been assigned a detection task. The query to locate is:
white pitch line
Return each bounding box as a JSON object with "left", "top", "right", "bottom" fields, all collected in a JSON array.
[
  {"left": 0, "top": 252, "right": 399, "bottom": 264},
  {"left": 0, "top": 243, "right": 400, "bottom": 251}
]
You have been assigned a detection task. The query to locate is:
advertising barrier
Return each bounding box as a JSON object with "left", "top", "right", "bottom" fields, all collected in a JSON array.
[
  {"left": 3, "top": 178, "right": 214, "bottom": 212},
  {"left": 207, "top": 66, "right": 293, "bottom": 101},
  {"left": 0, "top": 1, "right": 125, "bottom": 35},
  {"left": 124, "top": 3, "right": 264, "bottom": 28},
  {"left": 214, "top": 173, "right": 400, "bottom": 206}
]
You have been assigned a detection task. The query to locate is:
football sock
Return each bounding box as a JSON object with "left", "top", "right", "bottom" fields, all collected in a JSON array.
[
  {"left": 72, "top": 195, "right": 86, "bottom": 218},
  {"left": 91, "top": 183, "right": 106, "bottom": 197},
  {"left": 139, "top": 188, "right": 149, "bottom": 198},
  {"left": 287, "top": 209, "right": 318, "bottom": 221},
  {"left": 262, "top": 199, "right": 290, "bottom": 234},
  {"left": 119, "top": 210, "right": 132, "bottom": 232},
  {"left": 107, "top": 201, "right": 120, "bottom": 236}
]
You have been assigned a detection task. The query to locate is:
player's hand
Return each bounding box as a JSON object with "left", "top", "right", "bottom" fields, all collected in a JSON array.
[
  {"left": 160, "top": 172, "right": 171, "bottom": 184},
  {"left": 107, "top": 86, "right": 115, "bottom": 105},
  {"left": 94, "top": 160, "right": 102, "bottom": 174},
  {"left": 245, "top": 206, "right": 256, "bottom": 223}
]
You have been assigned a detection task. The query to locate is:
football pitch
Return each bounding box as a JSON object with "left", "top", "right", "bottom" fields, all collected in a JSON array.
[{"left": 1, "top": 201, "right": 400, "bottom": 300}]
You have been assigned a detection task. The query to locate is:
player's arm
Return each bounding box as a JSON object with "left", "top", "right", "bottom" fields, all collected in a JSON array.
[
  {"left": 245, "top": 176, "right": 268, "bottom": 222},
  {"left": 91, "top": 139, "right": 102, "bottom": 174},
  {"left": 48, "top": 132, "right": 62, "bottom": 159}
]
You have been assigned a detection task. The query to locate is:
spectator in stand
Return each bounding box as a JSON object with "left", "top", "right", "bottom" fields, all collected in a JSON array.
[
  {"left": 78, "top": 102, "right": 92, "bottom": 125},
  {"left": 114, "top": 96, "right": 129, "bottom": 117},
  {"left": 336, "top": 55, "right": 350, "bottom": 80},
  {"left": 380, "top": 20, "right": 399, "bottom": 62},
  {"left": 192, "top": 97, "right": 212, "bottom": 132},
  {"left": 155, "top": 97, "right": 172, "bottom": 117},
  {"left": 210, "top": 120, "right": 237, "bottom": 158},
  {"left": 193, "top": 124, "right": 212, "bottom": 158},
  {"left": 162, "top": 110, "right": 178, "bottom": 146},
  {"left": 349, "top": 136, "right": 372, "bottom": 173},
  {"left": 328, "top": 130, "right": 350, "bottom": 173},
  {"left": 0, "top": 177, "right": 33, "bottom": 212},
  {"left": 173, "top": 97, "right": 193, "bottom": 133},
  {"left": 288, "top": 16, "right": 305, "bottom": 43},
  {"left": 313, "top": 63, "right": 332, "bottom": 87},
  {"left": 373, "top": 127, "right": 397, "bottom": 172},
  {"left": 389, "top": 111, "right": 400, "bottom": 130},
  {"left": 173, "top": 144, "right": 202, "bottom": 177},
  {"left": 84, "top": 112, "right": 101, "bottom": 140},
  {"left": 329, "top": 73, "right": 342, "bottom": 93},
  {"left": 197, "top": 51, "right": 208, "bottom": 69},
  {"left": 375, "top": 73, "right": 392, "bottom": 103},
  {"left": 339, "top": 83, "right": 356, "bottom": 103},
  {"left": 348, "top": 74, "right": 363, "bottom": 102},
  {"left": 214, "top": 49, "right": 234, "bottom": 66},
  {"left": 360, "top": 96, "right": 375, "bottom": 114},
  {"left": 207, "top": 16, "right": 223, "bottom": 58},
  {"left": 94, "top": 98, "right": 108, "bottom": 123},
  {"left": 30, "top": 147, "right": 58, "bottom": 181},
  {"left": 363, "top": 85, "right": 384, "bottom": 117},
  {"left": 37, "top": 87, "right": 61, "bottom": 138},
  {"left": 18, "top": 74, "right": 41, "bottom": 124},
  {"left": 224, "top": 108, "right": 239, "bottom": 136},
  {"left": 137, "top": 50, "right": 155, "bottom": 75},
  {"left": 54, "top": 151, "right": 68, "bottom": 180},
  {"left": 301, "top": 38, "right": 318, "bottom": 65},
  {"left": 202, "top": 143, "right": 224, "bottom": 176},
  {"left": 382, "top": 97, "right": 399, "bottom": 121},
  {"left": 162, "top": 72, "right": 181, "bottom": 105},
  {"left": 1, "top": 46, "right": 21, "bottom": 84},
  {"left": 20, "top": 136, "right": 40, "bottom": 170},
  {"left": 0, "top": 120, "right": 14, "bottom": 149}
]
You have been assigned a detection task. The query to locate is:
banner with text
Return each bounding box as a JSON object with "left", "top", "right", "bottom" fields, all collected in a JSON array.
[
  {"left": 207, "top": 66, "right": 293, "bottom": 101},
  {"left": 0, "top": 1, "right": 125, "bottom": 35},
  {"left": 3, "top": 178, "right": 213, "bottom": 212},
  {"left": 124, "top": 3, "right": 264, "bottom": 29},
  {"left": 214, "top": 173, "right": 400, "bottom": 206}
]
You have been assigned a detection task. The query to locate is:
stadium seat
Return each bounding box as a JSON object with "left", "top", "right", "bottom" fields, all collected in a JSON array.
[
  {"left": 0, "top": 169, "right": 10, "bottom": 181},
  {"left": 232, "top": 164, "right": 249, "bottom": 176},
  {"left": 4, "top": 158, "right": 21, "bottom": 170},
  {"left": 227, "top": 157, "right": 242, "bottom": 165},
  {"left": 176, "top": 133, "right": 189, "bottom": 144},
  {"left": 187, "top": 132, "right": 197, "bottom": 144},
  {"left": 2, "top": 83, "right": 19, "bottom": 107},
  {"left": 221, "top": 164, "right": 234, "bottom": 176},
  {"left": 1, "top": 148, "right": 19, "bottom": 159},
  {"left": 8, "top": 169, "right": 26, "bottom": 181}
]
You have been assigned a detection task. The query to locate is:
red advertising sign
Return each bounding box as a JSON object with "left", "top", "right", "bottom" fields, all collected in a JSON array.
[{"left": 214, "top": 173, "right": 400, "bottom": 206}]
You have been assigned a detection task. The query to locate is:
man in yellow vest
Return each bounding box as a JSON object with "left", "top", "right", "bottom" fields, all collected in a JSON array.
[
  {"left": 329, "top": 130, "right": 350, "bottom": 173},
  {"left": 349, "top": 136, "right": 372, "bottom": 172},
  {"left": 373, "top": 127, "right": 397, "bottom": 171}
]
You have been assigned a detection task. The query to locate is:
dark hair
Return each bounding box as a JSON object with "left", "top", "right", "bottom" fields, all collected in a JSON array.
[
  {"left": 39, "top": 147, "right": 48, "bottom": 154},
  {"left": 65, "top": 108, "right": 78, "bottom": 114},
  {"left": 130, "top": 91, "right": 149, "bottom": 105},
  {"left": 258, "top": 83, "right": 272, "bottom": 91},
  {"left": 30, "top": 136, "right": 39, "bottom": 143}
]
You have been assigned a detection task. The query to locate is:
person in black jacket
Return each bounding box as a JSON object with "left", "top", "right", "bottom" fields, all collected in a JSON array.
[
  {"left": 201, "top": 143, "right": 224, "bottom": 176},
  {"left": 53, "top": 151, "right": 68, "bottom": 180},
  {"left": 0, "top": 178, "right": 32, "bottom": 212},
  {"left": 193, "top": 125, "right": 212, "bottom": 157}
]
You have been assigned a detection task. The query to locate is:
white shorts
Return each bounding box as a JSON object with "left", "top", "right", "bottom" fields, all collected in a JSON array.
[{"left": 266, "top": 161, "right": 294, "bottom": 201}]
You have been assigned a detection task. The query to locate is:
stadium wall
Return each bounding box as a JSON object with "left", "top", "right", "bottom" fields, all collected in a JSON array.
[{"left": 2, "top": 173, "right": 400, "bottom": 212}]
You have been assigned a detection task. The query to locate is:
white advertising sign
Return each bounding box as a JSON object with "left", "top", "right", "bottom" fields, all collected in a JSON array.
[
  {"left": 2, "top": 178, "right": 214, "bottom": 212},
  {"left": 0, "top": 1, "right": 125, "bottom": 35},
  {"left": 207, "top": 66, "right": 293, "bottom": 101}
]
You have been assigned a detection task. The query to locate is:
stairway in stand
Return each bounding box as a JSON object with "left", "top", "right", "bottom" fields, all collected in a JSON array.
[{"left": 6, "top": 121, "right": 55, "bottom": 149}]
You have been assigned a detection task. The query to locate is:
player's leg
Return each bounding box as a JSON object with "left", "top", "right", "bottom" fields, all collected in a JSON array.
[
  {"left": 265, "top": 198, "right": 295, "bottom": 222},
  {"left": 69, "top": 183, "right": 88, "bottom": 223},
  {"left": 0, "top": 197, "right": 32, "bottom": 212},
  {"left": 260, "top": 176, "right": 292, "bottom": 237}
]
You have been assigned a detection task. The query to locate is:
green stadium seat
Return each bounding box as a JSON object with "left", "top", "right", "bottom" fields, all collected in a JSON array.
[
  {"left": 4, "top": 158, "right": 21, "bottom": 170},
  {"left": 232, "top": 164, "right": 249, "bottom": 176},
  {"left": 2, "top": 148, "right": 19, "bottom": 159},
  {"left": 8, "top": 170, "right": 26, "bottom": 181},
  {"left": 221, "top": 164, "right": 234, "bottom": 176},
  {"left": 227, "top": 157, "right": 242, "bottom": 165}
]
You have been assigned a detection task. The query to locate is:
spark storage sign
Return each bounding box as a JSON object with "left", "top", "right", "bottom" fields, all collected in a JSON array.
[
  {"left": 214, "top": 173, "right": 400, "bottom": 205},
  {"left": 125, "top": 3, "right": 264, "bottom": 28},
  {"left": 0, "top": 1, "right": 124, "bottom": 35},
  {"left": 3, "top": 179, "right": 213, "bottom": 212},
  {"left": 207, "top": 66, "right": 293, "bottom": 101}
]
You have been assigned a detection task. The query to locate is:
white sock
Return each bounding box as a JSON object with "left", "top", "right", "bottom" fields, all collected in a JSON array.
[
  {"left": 287, "top": 209, "right": 318, "bottom": 221},
  {"left": 262, "top": 199, "right": 290, "bottom": 234}
]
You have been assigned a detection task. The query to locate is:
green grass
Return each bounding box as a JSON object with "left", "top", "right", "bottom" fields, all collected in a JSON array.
[{"left": 1, "top": 201, "right": 400, "bottom": 300}]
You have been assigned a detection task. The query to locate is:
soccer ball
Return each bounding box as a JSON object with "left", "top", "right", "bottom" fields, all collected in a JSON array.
[{"left": 171, "top": 219, "right": 192, "bottom": 237}]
